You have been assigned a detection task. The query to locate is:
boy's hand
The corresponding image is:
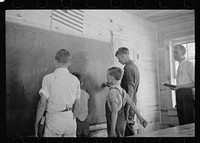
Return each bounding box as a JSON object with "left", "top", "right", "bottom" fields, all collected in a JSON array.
[
  {"left": 109, "top": 130, "right": 117, "bottom": 137},
  {"left": 85, "top": 117, "right": 90, "bottom": 124},
  {"left": 139, "top": 118, "right": 148, "bottom": 128},
  {"left": 34, "top": 124, "right": 38, "bottom": 137},
  {"left": 124, "top": 111, "right": 129, "bottom": 120}
]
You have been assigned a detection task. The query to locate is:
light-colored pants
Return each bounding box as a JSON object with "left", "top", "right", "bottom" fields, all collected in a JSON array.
[{"left": 44, "top": 111, "right": 76, "bottom": 137}]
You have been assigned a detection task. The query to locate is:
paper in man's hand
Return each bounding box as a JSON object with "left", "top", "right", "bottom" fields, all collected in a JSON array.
[{"left": 162, "top": 82, "right": 176, "bottom": 88}]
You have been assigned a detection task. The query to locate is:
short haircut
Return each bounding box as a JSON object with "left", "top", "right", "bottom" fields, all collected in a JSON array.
[
  {"left": 72, "top": 72, "right": 82, "bottom": 83},
  {"left": 115, "top": 47, "right": 129, "bottom": 57},
  {"left": 108, "top": 67, "right": 123, "bottom": 81},
  {"left": 173, "top": 44, "right": 186, "bottom": 55},
  {"left": 55, "top": 49, "right": 72, "bottom": 64}
]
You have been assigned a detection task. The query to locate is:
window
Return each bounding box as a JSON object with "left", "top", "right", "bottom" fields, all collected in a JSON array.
[
  {"left": 171, "top": 41, "right": 195, "bottom": 108},
  {"left": 182, "top": 42, "right": 195, "bottom": 62}
]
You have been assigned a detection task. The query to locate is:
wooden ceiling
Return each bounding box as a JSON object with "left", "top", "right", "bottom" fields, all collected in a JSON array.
[{"left": 123, "top": 10, "right": 194, "bottom": 23}]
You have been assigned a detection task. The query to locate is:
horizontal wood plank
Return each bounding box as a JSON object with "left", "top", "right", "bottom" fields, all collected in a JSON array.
[{"left": 131, "top": 123, "right": 194, "bottom": 137}]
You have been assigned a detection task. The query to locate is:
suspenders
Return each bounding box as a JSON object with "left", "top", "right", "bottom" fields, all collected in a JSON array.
[{"left": 109, "top": 87, "right": 125, "bottom": 110}]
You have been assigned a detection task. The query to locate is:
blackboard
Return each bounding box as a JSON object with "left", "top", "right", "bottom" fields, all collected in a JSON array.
[{"left": 6, "top": 21, "right": 114, "bottom": 137}]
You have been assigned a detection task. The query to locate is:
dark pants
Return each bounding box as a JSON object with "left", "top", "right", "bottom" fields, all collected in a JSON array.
[
  {"left": 106, "top": 109, "right": 126, "bottom": 137},
  {"left": 124, "top": 94, "right": 137, "bottom": 136},
  {"left": 176, "top": 88, "right": 195, "bottom": 125},
  {"left": 76, "top": 118, "right": 90, "bottom": 137},
  {"left": 106, "top": 102, "right": 126, "bottom": 137}
]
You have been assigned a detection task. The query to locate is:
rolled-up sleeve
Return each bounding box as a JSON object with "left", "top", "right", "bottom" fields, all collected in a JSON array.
[
  {"left": 75, "top": 81, "right": 81, "bottom": 100},
  {"left": 39, "top": 76, "right": 50, "bottom": 99},
  {"left": 108, "top": 90, "right": 118, "bottom": 104}
]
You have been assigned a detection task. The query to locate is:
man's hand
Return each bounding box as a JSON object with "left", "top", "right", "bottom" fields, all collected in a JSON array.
[
  {"left": 174, "top": 85, "right": 181, "bottom": 90},
  {"left": 169, "top": 85, "right": 181, "bottom": 90},
  {"left": 169, "top": 86, "right": 176, "bottom": 90}
]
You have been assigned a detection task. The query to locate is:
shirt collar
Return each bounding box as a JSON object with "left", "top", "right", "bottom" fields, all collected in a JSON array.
[
  {"left": 179, "top": 59, "right": 187, "bottom": 66},
  {"left": 126, "top": 60, "right": 133, "bottom": 65},
  {"left": 110, "top": 84, "right": 121, "bottom": 89},
  {"left": 54, "top": 68, "right": 69, "bottom": 73}
]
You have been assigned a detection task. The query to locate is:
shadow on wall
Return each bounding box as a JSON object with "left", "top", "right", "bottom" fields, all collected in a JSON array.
[
  {"left": 6, "top": 21, "right": 113, "bottom": 137},
  {"left": 70, "top": 51, "right": 110, "bottom": 125}
]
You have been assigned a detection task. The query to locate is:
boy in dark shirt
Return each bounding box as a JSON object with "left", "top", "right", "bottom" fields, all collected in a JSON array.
[{"left": 115, "top": 47, "right": 140, "bottom": 136}]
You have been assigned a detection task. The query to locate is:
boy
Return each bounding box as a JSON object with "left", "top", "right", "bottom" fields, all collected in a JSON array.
[
  {"left": 105, "top": 67, "right": 147, "bottom": 137},
  {"left": 35, "top": 49, "right": 81, "bottom": 137},
  {"left": 115, "top": 47, "right": 140, "bottom": 136},
  {"left": 72, "top": 72, "right": 90, "bottom": 137}
]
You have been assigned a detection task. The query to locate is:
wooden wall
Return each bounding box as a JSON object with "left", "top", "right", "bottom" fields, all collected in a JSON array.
[
  {"left": 6, "top": 10, "right": 159, "bottom": 136},
  {"left": 156, "top": 11, "right": 194, "bottom": 129}
]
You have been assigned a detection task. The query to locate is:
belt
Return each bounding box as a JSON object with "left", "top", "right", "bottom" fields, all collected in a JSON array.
[{"left": 61, "top": 107, "right": 72, "bottom": 112}]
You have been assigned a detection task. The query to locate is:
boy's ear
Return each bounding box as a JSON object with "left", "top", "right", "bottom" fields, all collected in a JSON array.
[
  {"left": 54, "top": 60, "right": 58, "bottom": 66},
  {"left": 111, "top": 75, "right": 115, "bottom": 81},
  {"left": 121, "top": 54, "right": 126, "bottom": 58},
  {"left": 54, "top": 60, "right": 57, "bottom": 64},
  {"left": 68, "top": 61, "right": 71, "bottom": 67}
]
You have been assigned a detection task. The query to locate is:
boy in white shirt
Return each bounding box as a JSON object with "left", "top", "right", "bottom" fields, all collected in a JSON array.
[{"left": 35, "top": 49, "right": 81, "bottom": 137}]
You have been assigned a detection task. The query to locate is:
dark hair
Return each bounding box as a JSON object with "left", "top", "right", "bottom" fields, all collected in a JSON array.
[
  {"left": 72, "top": 72, "right": 82, "bottom": 83},
  {"left": 115, "top": 47, "right": 129, "bottom": 57},
  {"left": 173, "top": 44, "right": 186, "bottom": 55},
  {"left": 108, "top": 67, "right": 123, "bottom": 81},
  {"left": 55, "top": 49, "right": 72, "bottom": 64}
]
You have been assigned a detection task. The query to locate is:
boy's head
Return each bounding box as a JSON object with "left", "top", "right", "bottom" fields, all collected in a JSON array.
[
  {"left": 55, "top": 49, "right": 72, "bottom": 66},
  {"left": 115, "top": 47, "right": 129, "bottom": 56},
  {"left": 107, "top": 67, "right": 123, "bottom": 84},
  {"left": 72, "top": 72, "right": 83, "bottom": 85},
  {"left": 115, "top": 47, "right": 129, "bottom": 65}
]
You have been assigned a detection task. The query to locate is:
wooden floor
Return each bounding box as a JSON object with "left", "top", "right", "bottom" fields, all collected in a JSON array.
[{"left": 130, "top": 123, "right": 195, "bottom": 137}]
